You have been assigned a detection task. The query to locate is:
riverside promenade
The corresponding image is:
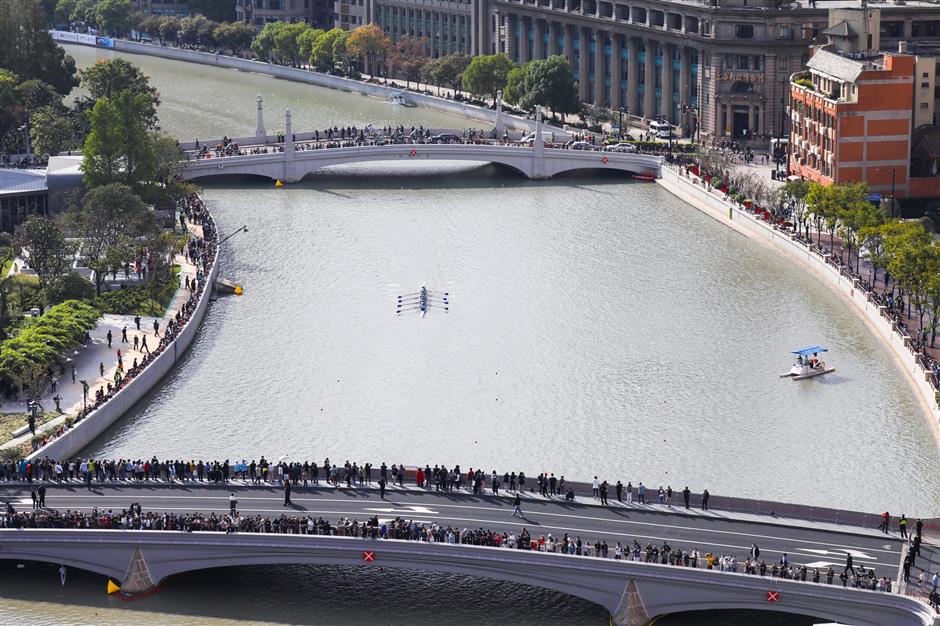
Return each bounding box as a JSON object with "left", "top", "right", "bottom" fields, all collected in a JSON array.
[
  {"left": 657, "top": 165, "right": 940, "bottom": 446},
  {"left": 5, "top": 197, "right": 220, "bottom": 462}
]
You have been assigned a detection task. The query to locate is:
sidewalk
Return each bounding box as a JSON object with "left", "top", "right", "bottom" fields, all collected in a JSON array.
[{"left": 0, "top": 224, "right": 200, "bottom": 451}]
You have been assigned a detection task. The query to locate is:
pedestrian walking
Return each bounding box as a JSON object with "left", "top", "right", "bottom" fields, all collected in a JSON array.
[
  {"left": 701, "top": 489, "right": 710, "bottom": 510},
  {"left": 122, "top": 326, "right": 128, "bottom": 343},
  {"left": 616, "top": 480, "right": 623, "bottom": 502},
  {"left": 59, "top": 564, "right": 67, "bottom": 586},
  {"left": 599, "top": 481, "right": 609, "bottom": 505},
  {"left": 880, "top": 511, "right": 890, "bottom": 534},
  {"left": 38, "top": 485, "right": 46, "bottom": 508},
  {"left": 512, "top": 494, "right": 523, "bottom": 518},
  {"left": 141, "top": 336, "right": 149, "bottom": 353},
  {"left": 844, "top": 553, "right": 856, "bottom": 576},
  {"left": 30, "top": 489, "right": 37, "bottom": 509},
  {"left": 134, "top": 315, "right": 141, "bottom": 330},
  {"left": 379, "top": 478, "right": 386, "bottom": 499},
  {"left": 106, "top": 330, "right": 112, "bottom": 348},
  {"left": 229, "top": 493, "right": 237, "bottom": 516},
  {"left": 283, "top": 480, "right": 292, "bottom": 506},
  {"left": 682, "top": 486, "right": 690, "bottom": 509},
  {"left": 71, "top": 365, "right": 75, "bottom": 383},
  {"left": 153, "top": 319, "right": 160, "bottom": 337},
  {"left": 592, "top": 476, "right": 599, "bottom": 498},
  {"left": 99, "top": 362, "right": 105, "bottom": 378},
  {"left": 900, "top": 514, "right": 908, "bottom": 538}
]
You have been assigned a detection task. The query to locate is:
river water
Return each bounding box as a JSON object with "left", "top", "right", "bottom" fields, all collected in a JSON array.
[{"left": 2, "top": 43, "right": 937, "bottom": 626}]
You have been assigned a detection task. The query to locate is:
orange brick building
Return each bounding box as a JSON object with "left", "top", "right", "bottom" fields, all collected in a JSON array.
[{"left": 789, "top": 46, "right": 920, "bottom": 197}]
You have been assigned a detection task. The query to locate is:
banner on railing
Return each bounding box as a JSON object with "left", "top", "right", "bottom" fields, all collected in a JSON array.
[{"left": 50, "top": 30, "right": 97, "bottom": 45}]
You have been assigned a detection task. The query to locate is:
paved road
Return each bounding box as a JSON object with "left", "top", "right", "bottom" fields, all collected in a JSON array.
[{"left": 4, "top": 481, "right": 931, "bottom": 584}]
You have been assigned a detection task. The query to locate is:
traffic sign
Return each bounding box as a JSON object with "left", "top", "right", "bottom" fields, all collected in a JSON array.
[
  {"left": 767, "top": 591, "right": 780, "bottom": 603},
  {"left": 362, "top": 551, "right": 375, "bottom": 562}
]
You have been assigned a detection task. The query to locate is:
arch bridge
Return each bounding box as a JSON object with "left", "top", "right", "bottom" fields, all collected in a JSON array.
[
  {"left": 179, "top": 109, "right": 661, "bottom": 183},
  {"left": 181, "top": 143, "right": 662, "bottom": 183},
  {"left": 1, "top": 530, "right": 935, "bottom": 626}
]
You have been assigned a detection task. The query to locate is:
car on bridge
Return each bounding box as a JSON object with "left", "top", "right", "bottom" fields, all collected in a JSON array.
[
  {"left": 567, "top": 140, "right": 595, "bottom": 151},
  {"left": 429, "top": 133, "right": 462, "bottom": 144},
  {"left": 604, "top": 143, "right": 638, "bottom": 153}
]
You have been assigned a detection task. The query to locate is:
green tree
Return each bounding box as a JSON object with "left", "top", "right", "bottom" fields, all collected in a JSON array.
[
  {"left": 461, "top": 53, "right": 514, "bottom": 101},
  {"left": 251, "top": 21, "right": 281, "bottom": 61},
  {"left": 781, "top": 180, "right": 811, "bottom": 238},
  {"left": 30, "top": 105, "right": 75, "bottom": 159},
  {"left": 273, "top": 22, "right": 311, "bottom": 66},
  {"left": 82, "top": 91, "right": 154, "bottom": 190},
  {"left": 310, "top": 28, "right": 348, "bottom": 72},
  {"left": 0, "top": 0, "right": 79, "bottom": 94},
  {"left": 519, "top": 55, "right": 579, "bottom": 117},
  {"left": 503, "top": 66, "right": 525, "bottom": 104},
  {"left": 297, "top": 27, "right": 325, "bottom": 63},
  {"left": 884, "top": 221, "right": 934, "bottom": 326},
  {"left": 137, "top": 14, "right": 162, "bottom": 39},
  {"left": 67, "top": 184, "right": 156, "bottom": 295},
  {"left": 95, "top": 0, "right": 133, "bottom": 35},
  {"left": 80, "top": 58, "right": 160, "bottom": 128},
  {"left": 178, "top": 13, "right": 216, "bottom": 46},
  {"left": 67, "top": 0, "right": 98, "bottom": 25},
  {"left": 429, "top": 54, "right": 469, "bottom": 94},
  {"left": 212, "top": 21, "right": 256, "bottom": 54},
  {"left": 158, "top": 15, "right": 181, "bottom": 43},
  {"left": 13, "top": 216, "right": 71, "bottom": 298}
]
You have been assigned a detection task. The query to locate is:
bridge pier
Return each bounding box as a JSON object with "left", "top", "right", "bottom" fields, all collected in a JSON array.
[
  {"left": 609, "top": 580, "right": 650, "bottom": 626},
  {"left": 121, "top": 546, "right": 158, "bottom": 596}
]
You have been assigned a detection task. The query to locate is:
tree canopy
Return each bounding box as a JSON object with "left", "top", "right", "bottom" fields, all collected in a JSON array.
[
  {"left": 0, "top": 0, "right": 78, "bottom": 94},
  {"left": 80, "top": 58, "right": 160, "bottom": 128},
  {"left": 461, "top": 53, "right": 514, "bottom": 101}
]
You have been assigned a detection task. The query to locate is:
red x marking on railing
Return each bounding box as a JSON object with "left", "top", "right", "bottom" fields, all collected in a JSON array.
[
  {"left": 362, "top": 551, "right": 375, "bottom": 562},
  {"left": 766, "top": 591, "right": 780, "bottom": 603}
]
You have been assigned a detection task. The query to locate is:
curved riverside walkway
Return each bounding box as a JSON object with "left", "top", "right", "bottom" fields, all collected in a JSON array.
[
  {"left": 13, "top": 196, "right": 219, "bottom": 462},
  {"left": 657, "top": 165, "right": 940, "bottom": 449}
]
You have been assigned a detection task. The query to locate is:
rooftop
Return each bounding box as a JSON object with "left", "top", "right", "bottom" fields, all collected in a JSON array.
[
  {"left": 0, "top": 168, "right": 47, "bottom": 196},
  {"left": 806, "top": 47, "right": 880, "bottom": 82}
]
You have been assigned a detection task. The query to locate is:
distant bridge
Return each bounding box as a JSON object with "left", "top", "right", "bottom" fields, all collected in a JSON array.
[
  {"left": 181, "top": 142, "right": 662, "bottom": 183},
  {"left": 2, "top": 530, "right": 936, "bottom": 626},
  {"left": 179, "top": 108, "right": 661, "bottom": 183}
]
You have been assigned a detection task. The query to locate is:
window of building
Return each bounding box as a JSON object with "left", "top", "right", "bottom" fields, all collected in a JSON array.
[
  {"left": 777, "top": 25, "right": 791, "bottom": 40},
  {"left": 735, "top": 24, "right": 754, "bottom": 39},
  {"left": 921, "top": 102, "right": 930, "bottom": 108},
  {"left": 923, "top": 82, "right": 931, "bottom": 89}
]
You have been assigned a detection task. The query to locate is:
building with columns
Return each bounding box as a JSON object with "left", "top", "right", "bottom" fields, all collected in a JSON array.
[{"left": 338, "top": 0, "right": 940, "bottom": 140}]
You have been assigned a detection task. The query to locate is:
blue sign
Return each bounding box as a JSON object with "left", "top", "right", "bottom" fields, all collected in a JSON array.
[
  {"left": 868, "top": 194, "right": 881, "bottom": 202},
  {"left": 96, "top": 37, "right": 115, "bottom": 48}
]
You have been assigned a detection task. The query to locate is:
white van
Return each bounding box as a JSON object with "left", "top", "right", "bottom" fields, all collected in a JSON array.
[
  {"left": 520, "top": 131, "right": 555, "bottom": 146},
  {"left": 649, "top": 120, "right": 672, "bottom": 139}
]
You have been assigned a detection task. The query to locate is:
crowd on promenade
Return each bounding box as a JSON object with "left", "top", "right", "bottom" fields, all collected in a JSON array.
[
  {"left": 25, "top": 196, "right": 218, "bottom": 453},
  {"left": 4, "top": 504, "right": 934, "bottom": 606}
]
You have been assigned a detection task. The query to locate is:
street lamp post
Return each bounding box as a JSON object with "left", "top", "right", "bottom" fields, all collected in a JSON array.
[{"left": 219, "top": 226, "right": 249, "bottom": 246}]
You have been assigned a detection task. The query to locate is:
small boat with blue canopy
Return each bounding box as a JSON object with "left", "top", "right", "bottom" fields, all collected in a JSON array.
[{"left": 781, "top": 346, "right": 835, "bottom": 380}]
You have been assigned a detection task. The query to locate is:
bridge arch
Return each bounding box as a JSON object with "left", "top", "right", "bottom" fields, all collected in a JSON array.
[{"left": 2, "top": 531, "right": 934, "bottom": 626}]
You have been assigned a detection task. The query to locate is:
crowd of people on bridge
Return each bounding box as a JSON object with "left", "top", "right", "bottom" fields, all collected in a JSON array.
[
  {"left": 4, "top": 503, "right": 934, "bottom": 607},
  {"left": 26, "top": 195, "right": 217, "bottom": 453}
]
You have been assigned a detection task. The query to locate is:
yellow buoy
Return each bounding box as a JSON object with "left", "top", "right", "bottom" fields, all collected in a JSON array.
[
  {"left": 234, "top": 285, "right": 244, "bottom": 295},
  {"left": 107, "top": 579, "right": 121, "bottom": 594},
  {"left": 274, "top": 179, "right": 283, "bottom": 187}
]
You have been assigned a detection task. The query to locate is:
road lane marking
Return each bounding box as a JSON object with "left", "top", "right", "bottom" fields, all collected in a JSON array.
[
  {"left": 363, "top": 505, "right": 439, "bottom": 515},
  {"left": 40, "top": 504, "right": 896, "bottom": 566},
  {"left": 17, "top": 493, "right": 899, "bottom": 555},
  {"left": 796, "top": 548, "right": 875, "bottom": 559}
]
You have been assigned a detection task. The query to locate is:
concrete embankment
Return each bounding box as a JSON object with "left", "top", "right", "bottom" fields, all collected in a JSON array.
[
  {"left": 51, "top": 32, "right": 545, "bottom": 134},
  {"left": 26, "top": 206, "right": 220, "bottom": 461},
  {"left": 657, "top": 166, "right": 940, "bottom": 451}
]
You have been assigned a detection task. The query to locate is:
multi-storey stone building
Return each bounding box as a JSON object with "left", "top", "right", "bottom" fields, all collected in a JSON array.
[
  {"left": 236, "top": 0, "right": 333, "bottom": 29},
  {"left": 338, "top": 0, "right": 940, "bottom": 139},
  {"left": 131, "top": 0, "right": 191, "bottom": 16}
]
